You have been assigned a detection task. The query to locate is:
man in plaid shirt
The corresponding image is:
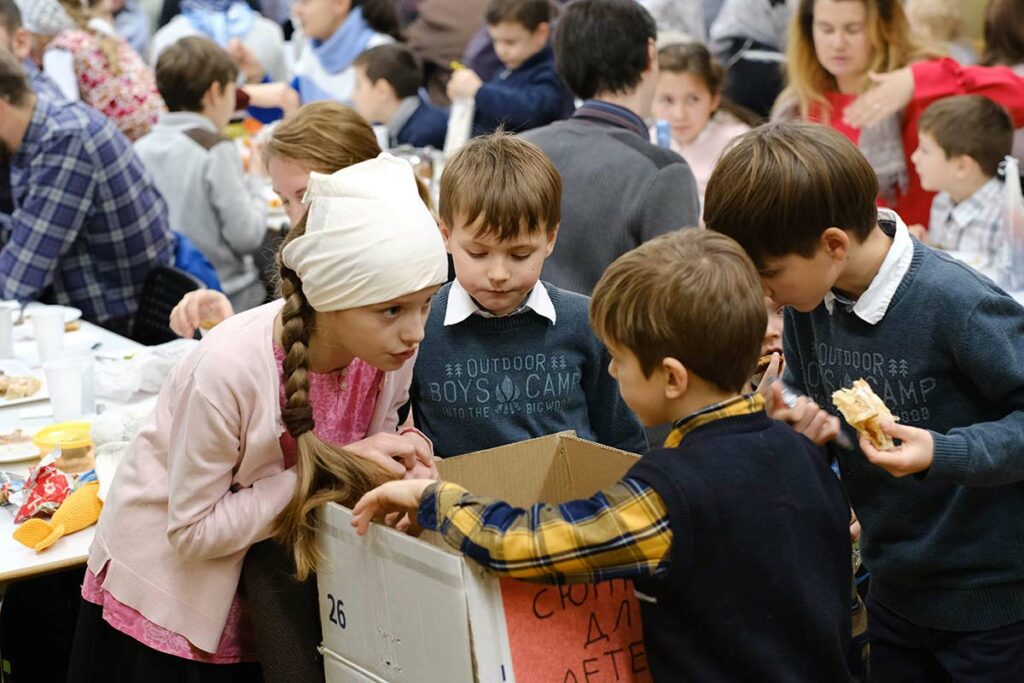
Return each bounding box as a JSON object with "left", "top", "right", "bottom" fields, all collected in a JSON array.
[{"left": 0, "top": 49, "right": 173, "bottom": 333}]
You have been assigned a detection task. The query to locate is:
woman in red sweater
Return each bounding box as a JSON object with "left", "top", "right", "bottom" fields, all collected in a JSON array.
[{"left": 775, "top": 0, "right": 1024, "bottom": 227}]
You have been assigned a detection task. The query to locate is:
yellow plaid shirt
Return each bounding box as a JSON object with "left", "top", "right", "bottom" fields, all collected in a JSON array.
[{"left": 418, "top": 394, "right": 766, "bottom": 583}]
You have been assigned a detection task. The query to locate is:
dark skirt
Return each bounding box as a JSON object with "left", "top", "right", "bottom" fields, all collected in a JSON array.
[{"left": 67, "top": 600, "right": 263, "bottom": 683}]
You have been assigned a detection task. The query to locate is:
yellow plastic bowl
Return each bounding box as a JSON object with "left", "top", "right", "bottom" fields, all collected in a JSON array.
[{"left": 33, "top": 421, "right": 92, "bottom": 452}]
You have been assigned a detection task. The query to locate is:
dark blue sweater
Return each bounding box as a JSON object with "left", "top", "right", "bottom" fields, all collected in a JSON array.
[
  {"left": 627, "top": 412, "right": 852, "bottom": 681},
  {"left": 410, "top": 282, "right": 647, "bottom": 457},
  {"left": 396, "top": 100, "right": 448, "bottom": 149},
  {"left": 472, "top": 45, "right": 574, "bottom": 134},
  {"left": 783, "top": 238, "right": 1024, "bottom": 630}
]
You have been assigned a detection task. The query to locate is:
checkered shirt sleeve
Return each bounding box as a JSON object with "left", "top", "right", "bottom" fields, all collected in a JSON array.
[{"left": 418, "top": 479, "right": 673, "bottom": 584}]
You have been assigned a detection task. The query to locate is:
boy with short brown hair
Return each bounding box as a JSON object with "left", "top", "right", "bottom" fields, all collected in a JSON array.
[
  {"left": 446, "top": 0, "right": 574, "bottom": 134},
  {"left": 912, "top": 94, "right": 1015, "bottom": 267},
  {"left": 357, "top": 228, "right": 853, "bottom": 681},
  {"left": 705, "top": 121, "right": 1024, "bottom": 679},
  {"left": 352, "top": 43, "right": 447, "bottom": 149},
  {"left": 409, "top": 131, "right": 646, "bottom": 457},
  {"left": 135, "top": 36, "right": 267, "bottom": 312}
]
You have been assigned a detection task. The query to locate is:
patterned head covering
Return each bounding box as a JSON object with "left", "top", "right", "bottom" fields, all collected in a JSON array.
[{"left": 14, "top": 0, "right": 76, "bottom": 35}]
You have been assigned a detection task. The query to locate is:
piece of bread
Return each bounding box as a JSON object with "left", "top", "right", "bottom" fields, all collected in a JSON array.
[
  {"left": 0, "top": 373, "right": 42, "bottom": 400},
  {"left": 755, "top": 354, "right": 774, "bottom": 374},
  {"left": 832, "top": 379, "right": 898, "bottom": 450}
]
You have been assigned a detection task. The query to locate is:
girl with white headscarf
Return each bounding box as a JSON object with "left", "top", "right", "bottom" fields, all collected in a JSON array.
[{"left": 68, "top": 153, "right": 448, "bottom": 682}]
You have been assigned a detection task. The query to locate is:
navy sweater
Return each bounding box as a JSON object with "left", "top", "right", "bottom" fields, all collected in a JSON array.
[
  {"left": 627, "top": 412, "right": 852, "bottom": 681},
  {"left": 784, "top": 239, "right": 1024, "bottom": 630},
  {"left": 410, "top": 282, "right": 647, "bottom": 457},
  {"left": 472, "top": 45, "right": 575, "bottom": 134},
  {"left": 396, "top": 100, "right": 448, "bottom": 149}
]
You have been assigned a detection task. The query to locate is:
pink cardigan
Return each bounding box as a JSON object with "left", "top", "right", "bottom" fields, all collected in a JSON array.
[{"left": 87, "top": 300, "right": 415, "bottom": 653}]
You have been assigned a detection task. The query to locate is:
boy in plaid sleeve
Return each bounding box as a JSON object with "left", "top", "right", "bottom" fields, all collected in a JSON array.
[
  {"left": 354, "top": 229, "right": 853, "bottom": 682},
  {"left": 0, "top": 49, "right": 173, "bottom": 334}
]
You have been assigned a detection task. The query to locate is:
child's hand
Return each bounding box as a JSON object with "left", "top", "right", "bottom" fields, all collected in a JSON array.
[
  {"left": 228, "top": 38, "right": 265, "bottom": 84},
  {"left": 908, "top": 224, "right": 929, "bottom": 242},
  {"left": 351, "top": 479, "right": 435, "bottom": 535},
  {"left": 169, "top": 289, "right": 234, "bottom": 338},
  {"left": 843, "top": 67, "right": 914, "bottom": 128},
  {"left": 859, "top": 420, "right": 934, "bottom": 477},
  {"left": 766, "top": 383, "right": 842, "bottom": 446},
  {"left": 243, "top": 82, "right": 301, "bottom": 115},
  {"left": 345, "top": 431, "right": 434, "bottom": 478},
  {"left": 849, "top": 509, "right": 861, "bottom": 544},
  {"left": 756, "top": 352, "right": 785, "bottom": 392},
  {"left": 447, "top": 68, "right": 483, "bottom": 100}
]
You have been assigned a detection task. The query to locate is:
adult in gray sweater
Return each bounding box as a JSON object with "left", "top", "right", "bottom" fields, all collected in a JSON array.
[{"left": 522, "top": 0, "right": 699, "bottom": 296}]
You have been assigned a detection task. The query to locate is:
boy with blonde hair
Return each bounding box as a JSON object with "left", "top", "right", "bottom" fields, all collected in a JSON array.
[
  {"left": 705, "top": 122, "right": 1024, "bottom": 679},
  {"left": 356, "top": 229, "right": 853, "bottom": 681},
  {"left": 409, "top": 131, "right": 646, "bottom": 456}
]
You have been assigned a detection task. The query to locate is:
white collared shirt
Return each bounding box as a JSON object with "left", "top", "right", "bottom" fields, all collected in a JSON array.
[
  {"left": 823, "top": 209, "right": 914, "bottom": 325},
  {"left": 443, "top": 280, "right": 558, "bottom": 326}
]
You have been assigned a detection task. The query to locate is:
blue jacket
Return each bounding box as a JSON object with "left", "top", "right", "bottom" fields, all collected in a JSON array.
[
  {"left": 473, "top": 46, "right": 574, "bottom": 134},
  {"left": 397, "top": 100, "right": 449, "bottom": 149}
]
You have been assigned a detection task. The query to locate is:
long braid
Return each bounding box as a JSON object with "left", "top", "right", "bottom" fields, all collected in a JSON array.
[{"left": 271, "top": 217, "right": 397, "bottom": 580}]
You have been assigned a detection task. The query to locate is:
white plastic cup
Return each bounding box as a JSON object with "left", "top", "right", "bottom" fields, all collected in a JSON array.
[
  {"left": 43, "top": 358, "right": 83, "bottom": 422},
  {"left": 0, "top": 306, "right": 13, "bottom": 359},
  {"left": 32, "top": 307, "right": 65, "bottom": 363},
  {"left": 64, "top": 349, "right": 96, "bottom": 414}
]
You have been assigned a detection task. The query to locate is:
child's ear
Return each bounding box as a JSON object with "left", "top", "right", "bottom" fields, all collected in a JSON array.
[
  {"left": 439, "top": 220, "right": 453, "bottom": 251},
  {"left": 953, "top": 153, "right": 980, "bottom": 179},
  {"left": 821, "top": 227, "right": 851, "bottom": 263},
  {"left": 202, "top": 80, "right": 223, "bottom": 109},
  {"left": 544, "top": 223, "right": 559, "bottom": 255},
  {"left": 710, "top": 92, "right": 722, "bottom": 113},
  {"left": 662, "top": 358, "right": 688, "bottom": 400},
  {"left": 12, "top": 28, "right": 32, "bottom": 61},
  {"left": 533, "top": 21, "right": 551, "bottom": 44}
]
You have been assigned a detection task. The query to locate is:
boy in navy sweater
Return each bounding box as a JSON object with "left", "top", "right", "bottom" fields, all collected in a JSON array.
[
  {"left": 352, "top": 44, "right": 448, "bottom": 149},
  {"left": 705, "top": 122, "right": 1024, "bottom": 680},
  {"left": 446, "top": 0, "right": 574, "bottom": 134},
  {"left": 355, "top": 228, "right": 852, "bottom": 681},
  {"left": 409, "top": 131, "right": 646, "bottom": 457}
]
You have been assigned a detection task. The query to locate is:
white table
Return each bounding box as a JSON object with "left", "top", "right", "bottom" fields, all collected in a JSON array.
[{"left": 0, "top": 321, "right": 150, "bottom": 585}]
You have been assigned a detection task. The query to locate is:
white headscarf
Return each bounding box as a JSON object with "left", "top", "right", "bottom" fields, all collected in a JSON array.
[
  {"left": 14, "top": 0, "right": 75, "bottom": 35},
  {"left": 281, "top": 153, "right": 448, "bottom": 312}
]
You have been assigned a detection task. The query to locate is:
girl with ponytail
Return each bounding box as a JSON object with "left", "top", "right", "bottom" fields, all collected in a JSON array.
[{"left": 69, "top": 152, "right": 448, "bottom": 682}]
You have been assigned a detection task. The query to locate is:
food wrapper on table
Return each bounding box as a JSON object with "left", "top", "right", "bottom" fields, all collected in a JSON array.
[
  {"left": 0, "top": 470, "right": 26, "bottom": 506},
  {"left": 13, "top": 451, "right": 72, "bottom": 523}
]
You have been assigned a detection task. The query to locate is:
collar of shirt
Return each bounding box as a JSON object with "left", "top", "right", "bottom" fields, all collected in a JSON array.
[
  {"left": 571, "top": 99, "right": 648, "bottom": 139},
  {"left": 13, "top": 94, "right": 53, "bottom": 168},
  {"left": 156, "top": 110, "right": 218, "bottom": 133},
  {"left": 443, "top": 279, "right": 557, "bottom": 326},
  {"left": 387, "top": 96, "right": 421, "bottom": 144},
  {"left": 946, "top": 177, "right": 1003, "bottom": 231},
  {"left": 664, "top": 394, "right": 765, "bottom": 448},
  {"left": 823, "top": 209, "right": 913, "bottom": 324}
]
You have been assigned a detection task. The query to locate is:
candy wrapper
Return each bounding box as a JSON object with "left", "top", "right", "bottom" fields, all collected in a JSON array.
[
  {"left": 0, "top": 470, "right": 26, "bottom": 506},
  {"left": 14, "top": 450, "right": 72, "bottom": 523}
]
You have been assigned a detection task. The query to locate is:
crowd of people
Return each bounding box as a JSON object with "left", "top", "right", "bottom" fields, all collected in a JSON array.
[{"left": 3, "top": 0, "right": 1024, "bottom": 681}]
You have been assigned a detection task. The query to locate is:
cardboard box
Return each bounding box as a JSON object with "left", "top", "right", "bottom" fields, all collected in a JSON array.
[{"left": 316, "top": 433, "right": 653, "bottom": 683}]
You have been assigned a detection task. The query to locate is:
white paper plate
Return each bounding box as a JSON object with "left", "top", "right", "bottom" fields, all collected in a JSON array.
[
  {"left": 0, "top": 440, "right": 39, "bottom": 464},
  {"left": 0, "top": 360, "right": 48, "bottom": 408}
]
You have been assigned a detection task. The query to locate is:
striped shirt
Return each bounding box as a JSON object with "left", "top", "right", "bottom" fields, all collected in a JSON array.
[
  {"left": 418, "top": 394, "right": 764, "bottom": 583},
  {"left": 928, "top": 177, "right": 1005, "bottom": 268}
]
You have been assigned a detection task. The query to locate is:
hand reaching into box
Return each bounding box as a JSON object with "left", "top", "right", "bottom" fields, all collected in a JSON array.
[{"left": 351, "top": 480, "right": 434, "bottom": 536}]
